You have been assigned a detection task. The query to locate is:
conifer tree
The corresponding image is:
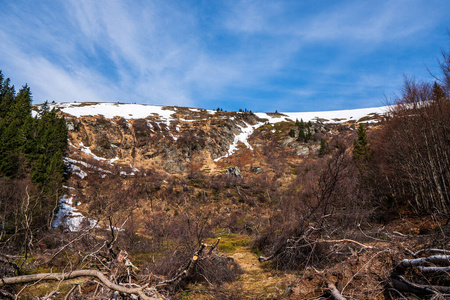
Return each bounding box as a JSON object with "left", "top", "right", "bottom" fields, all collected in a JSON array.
[
  {"left": 431, "top": 81, "right": 445, "bottom": 103},
  {"left": 353, "top": 123, "right": 371, "bottom": 164},
  {"left": 0, "top": 85, "right": 33, "bottom": 176},
  {"left": 319, "top": 139, "right": 329, "bottom": 156},
  {"left": 0, "top": 71, "right": 15, "bottom": 119},
  {"left": 297, "top": 128, "right": 306, "bottom": 142},
  {"left": 289, "top": 128, "right": 296, "bottom": 137}
]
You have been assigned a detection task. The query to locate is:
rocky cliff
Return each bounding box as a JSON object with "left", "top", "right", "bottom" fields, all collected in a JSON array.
[{"left": 46, "top": 102, "right": 385, "bottom": 178}]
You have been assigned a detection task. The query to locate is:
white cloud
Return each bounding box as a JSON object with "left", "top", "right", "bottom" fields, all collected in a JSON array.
[{"left": 0, "top": 0, "right": 448, "bottom": 110}]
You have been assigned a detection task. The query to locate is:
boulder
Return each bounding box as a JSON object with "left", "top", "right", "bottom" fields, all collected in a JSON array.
[
  {"left": 250, "top": 166, "right": 263, "bottom": 174},
  {"left": 226, "top": 166, "right": 242, "bottom": 178}
]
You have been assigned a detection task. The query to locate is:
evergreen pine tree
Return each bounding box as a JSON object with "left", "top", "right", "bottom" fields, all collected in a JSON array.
[
  {"left": 297, "top": 128, "right": 306, "bottom": 142},
  {"left": 289, "top": 128, "right": 296, "bottom": 137},
  {"left": 319, "top": 139, "right": 329, "bottom": 156},
  {"left": 0, "top": 85, "right": 33, "bottom": 176},
  {"left": 0, "top": 70, "right": 68, "bottom": 238},
  {"left": 353, "top": 123, "right": 371, "bottom": 164},
  {"left": 299, "top": 119, "right": 304, "bottom": 129},
  {"left": 431, "top": 81, "right": 445, "bottom": 103},
  {"left": 0, "top": 71, "right": 16, "bottom": 119}
]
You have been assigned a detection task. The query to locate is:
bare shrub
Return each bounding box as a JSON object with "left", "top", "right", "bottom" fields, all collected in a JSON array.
[
  {"left": 376, "top": 78, "right": 450, "bottom": 215},
  {"left": 253, "top": 140, "right": 372, "bottom": 271}
]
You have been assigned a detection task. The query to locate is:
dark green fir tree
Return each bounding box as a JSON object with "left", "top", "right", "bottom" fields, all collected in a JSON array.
[{"left": 353, "top": 123, "right": 371, "bottom": 164}]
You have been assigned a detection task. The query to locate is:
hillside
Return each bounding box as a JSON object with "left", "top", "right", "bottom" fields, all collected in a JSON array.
[
  {"left": 45, "top": 102, "right": 387, "bottom": 231},
  {"left": 49, "top": 102, "right": 387, "bottom": 173},
  {"left": 2, "top": 97, "right": 449, "bottom": 300}
]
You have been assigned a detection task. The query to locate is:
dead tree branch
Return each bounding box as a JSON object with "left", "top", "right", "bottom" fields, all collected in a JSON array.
[
  {"left": 417, "top": 265, "right": 450, "bottom": 273},
  {"left": 158, "top": 243, "right": 206, "bottom": 287},
  {"left": 390, "top": 250, "right": 450, "bottom": 298},
  {"left": 398, "top": 255, "right": 450, "bottom": 268},
  {"left": 412, "top": 248, "right": 450, "bottom": 257},
  {"left": 391, "top": 275, "right": 450, "bottom": 296},
  {"left": 0, "top": 270, "right": 160, "bottom": 300}
]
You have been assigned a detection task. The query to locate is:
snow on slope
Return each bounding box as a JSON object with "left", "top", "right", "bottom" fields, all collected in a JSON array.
[
  {"left": 255, "top": 106, "right": 389, "bottom": 124},
  {"left": 52, "top": 195, "right": 90, "bottom": 231},
  {"left": 214, "top": 121, "right": 265, "bottom": 162},
  {"left": 52, "top": 102, "right": 388, "bottom": 124},
  {"left": 50, "top": 102, "right": 212, "bottom": 126},
  {"left": 52, "top": 194, "right": 124, "bottom": 232},
  {"left": 51, "top": 102, "right": 389, "bottom": 163}
]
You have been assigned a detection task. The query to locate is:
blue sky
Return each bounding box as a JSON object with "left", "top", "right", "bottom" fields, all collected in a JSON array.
[{"left": 0, "top": 0, "right": 449, "bottom": 112}]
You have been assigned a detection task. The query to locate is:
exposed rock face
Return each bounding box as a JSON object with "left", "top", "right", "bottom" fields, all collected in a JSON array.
[
  {"left": 47, "top": 102, "right": 370, "bottom": 177},
  {"left": 226, "top": 166, "right": 242, "bottom": 178},
  {"left": 250, "top": 166, "right": 263, "bottom": 174},
  {"left": 63, "top": 109, "right": 267, "bottom": 175}
]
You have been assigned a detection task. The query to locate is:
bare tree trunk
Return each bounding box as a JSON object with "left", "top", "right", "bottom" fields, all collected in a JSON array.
[{"left": 0, "top": 270, "right": 160, "bottom": 300}]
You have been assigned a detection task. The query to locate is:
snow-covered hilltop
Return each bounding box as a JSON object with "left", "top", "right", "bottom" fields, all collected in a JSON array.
[
  {"left": 46, "top": 101, "right": 388, "bottom": 124},
  {"left": 46, "top": 102, "right": 389, "bottom": 123},
  {"left": 37, "top": 101, "right": 388, "bottom": 169}
]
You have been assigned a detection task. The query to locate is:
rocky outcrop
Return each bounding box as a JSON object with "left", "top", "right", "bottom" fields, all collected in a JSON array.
[
  {"left": 62, "top": 109, "right": 268, "bottom": 175},
  {"left": 250, "top": 166, "right": 263, "bottom": 174},
  {"left": 226, "top": 166, "right": 243, "bottom": 178},
  {"left": 50, "top": 103, "right": 353, "bottom": 177}
]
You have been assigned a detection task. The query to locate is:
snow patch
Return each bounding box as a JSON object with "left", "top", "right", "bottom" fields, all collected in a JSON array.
[
  {"left": 71, "top": 165, "right": 87, "bottom": 179},
  {"left": 78, "top": 142, "right": 118, "bottom": 164},
  {"left": 52, "top": 102, "right": 177, "bottom": 121},
  {"left": 52, "top": 195, "right": 123, "bottom": 232},
  {"left": 168, "top": 132, "right": 178, "bottom": 141},
  {"left": 52, "top": 195, "right": 88, "bottom": 231},
  {"left": 214, "top": 121, "right": 264, "bottom": 162},
  {"left": 65, "top": 157, "right": 112, "bottom": 174},
  {"left": 120, "top": 171, "right": 135, "bottom": 176},
  {"left": 146, "top": 120, "right": 154, "bottom": 132},
  {"left": 255, "top": 106, "right": 389, "bottom": 124}
]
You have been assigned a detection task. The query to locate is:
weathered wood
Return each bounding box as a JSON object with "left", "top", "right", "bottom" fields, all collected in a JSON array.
[
  {"left": 327, "top": 282, "right": 346, "bottom": 300},
  {"left": 317, "top": 238, "right": 373, "bottom": 249},
  {"left": 412, "top": 248, "right": 450, "bottom": 257},
  {"left": 391, "top": 275, "right": 450, "bottom": 296},
  {"left": 258, "top": 254, "right": 274, "bottom": 263},
  {"left": 208, "top": 237, "right": 221, "bottom": 255},
  {"left": 398, "top": 255, "right": 450, "bottom": 268},
  {"left": 417, "top": 265, "right": 450, "bottom": 273},
  {"left": 0, "top": 270, "right": 159, "bottom": 300},
  {"left": 390, "top": 276, "right": 434, "bottom": 296}
]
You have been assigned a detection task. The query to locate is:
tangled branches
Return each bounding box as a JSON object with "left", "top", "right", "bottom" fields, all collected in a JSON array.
[
  {"left": 389, "top": 249, "right": 450, "bottom": 298},
  {"left": 0, "top": 219, "right": 241, "bottom": 299}
]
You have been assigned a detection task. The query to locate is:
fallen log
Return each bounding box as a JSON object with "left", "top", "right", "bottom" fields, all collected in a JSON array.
[
  {"left": 0, "top": 270, "right": 159, "bottom": 300},
  {"left": 412, "top": 249, "right": 450, "bottom": 257},
  {"left": 398, "top": 255, "right": 450, "bottom": 268},
  {"left": 327, "top": 282, "right": 346, "bottom": 300},
  {"left": 417, "top": 265, "right": 450, "bottom": 274},
  {"left": 390, "top": 276, "right": 435, "bottom": 296},
  {"left": 391, "top": 275, "right": 450, "bottom": 296}
]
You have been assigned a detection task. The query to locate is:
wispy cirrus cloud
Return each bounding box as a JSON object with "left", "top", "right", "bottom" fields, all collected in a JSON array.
[{"left": 0, "top": 0, "right": 448, "bottom": 111}]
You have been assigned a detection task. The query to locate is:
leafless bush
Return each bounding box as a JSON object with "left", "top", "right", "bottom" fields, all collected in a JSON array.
[
  {"left": 253, "top": 140, "right": 373, "bottom": 271},
  {"left": 377, "top": 77, "right": 450, "bottom": 215}
]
